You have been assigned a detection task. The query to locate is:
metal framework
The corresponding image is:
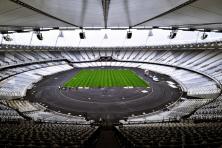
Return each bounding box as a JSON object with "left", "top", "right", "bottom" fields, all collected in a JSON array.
[
  {"left": 0, "top": 0, "right": 222, "bottom": 32},
  {"left": 1, "top": 40, "right": 222, "bottom": 51}
]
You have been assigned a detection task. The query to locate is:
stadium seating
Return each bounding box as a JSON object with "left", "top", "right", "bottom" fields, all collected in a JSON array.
[
  {"left": 124, "top": 98, "right": 211, "bottom": 123},
  {"left": 0, "top": 99, "right": 89, "bottom": 124},
  {"left": 0, "top": 61, "right": 73, "bottom": 99},
  {"left": 0, "top": 121, "right": 99, "bottom": 147},
  {"left": 0, "top": 49, "right": 221, "bottom": 86},
  {"left": 0, "top": 103, "right": 23, "bottom": 121},
  {"left": 0, "top": 58, "right": 90, "bottom": 123},
  {"left": 73, "top": 60, "right": 222, "bottom": 122},
  {"left": 116, "top": 122, "right": 222, "bottom": 147},
  {"left": 6, "top": 100, "right": 39, "bottom": 112},
  {"left": 0, "top": 47, "right": 221, "bottom": 124},
  {"left": 73, "top": 61, "right": 220, "bottom": 99},
  {"left": 24, "top": 110, "right": 88, "bottom": 124},
  {"left": 190, "top": 95, "right": 222, "bottom": 120},
  {"left": 140, "top": 64, "right": 221, "bottom": 99},
  {"left": 2, "top": 0, "right": 222, "bottom": 146},
  {"left": 0, "top": 49, "right": 220, "bottom": 85}
]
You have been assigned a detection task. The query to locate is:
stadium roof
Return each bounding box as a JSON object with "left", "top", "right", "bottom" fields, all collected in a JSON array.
[{"left": 0, "top": 0, "right": 222, "bottom": 32}]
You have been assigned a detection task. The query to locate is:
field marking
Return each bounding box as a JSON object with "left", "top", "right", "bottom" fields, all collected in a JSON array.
[{"left": 57, "top": 87, "right": 154, "bottom": 104}]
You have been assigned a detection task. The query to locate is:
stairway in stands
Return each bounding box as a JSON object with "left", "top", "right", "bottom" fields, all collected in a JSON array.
[{"left": 95, "top": 126, "right": 120, "bottom": 148}]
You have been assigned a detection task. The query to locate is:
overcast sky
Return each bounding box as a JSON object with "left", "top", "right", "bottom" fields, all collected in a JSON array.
[{"left": 1, "top": 29, "right": 222, "bottom": 47}]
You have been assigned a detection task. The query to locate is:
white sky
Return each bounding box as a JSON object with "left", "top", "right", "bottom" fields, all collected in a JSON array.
[{"left": 1, "top": 29, "right": 222, "bottom": 47}]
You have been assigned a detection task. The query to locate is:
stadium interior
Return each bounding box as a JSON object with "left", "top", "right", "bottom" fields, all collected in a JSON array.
[{"left": 0, "top": 0, "right": 222, "bottom": 147}]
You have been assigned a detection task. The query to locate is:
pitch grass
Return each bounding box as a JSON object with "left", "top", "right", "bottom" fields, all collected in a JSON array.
[{"left": 64, "top": 69, "right": 149, "bottom": 88}]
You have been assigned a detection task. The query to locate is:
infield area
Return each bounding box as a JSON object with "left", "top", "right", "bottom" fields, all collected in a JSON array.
[{"left": 64, "top": 69, "right": 149, "bottom": 88}]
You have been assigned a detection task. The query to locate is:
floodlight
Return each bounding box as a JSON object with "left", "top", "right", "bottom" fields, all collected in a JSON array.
[
  {"left": 201, "top": 32, "right": 208, "bottom": 40},
  {"left": 3, "top": 34, "right": 13, "bottom": 41},
  {"left": 127, "top": 31, "right": 132, "bottom": 39},
  {"left": 169, "top": 30, "right": 177, "bottom": 39},
  {"left": 36, "top": 32, "right": 43, "bottom": 40}
]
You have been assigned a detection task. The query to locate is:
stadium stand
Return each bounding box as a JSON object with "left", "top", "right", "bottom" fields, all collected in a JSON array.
[
  {"left": 0, "top": 103, "right": 23, "bottom": 121},
  {"left": 0, "top": 56, "right": 91, "bottom": 124},
  {"left": 0, "top": 121, "right": 99, "bottom": 147},
  {"left": 0, "top": 61, "right": 72, "bottom": 99},
  {"left": 190, "top": 95, "right": 222, "bottom": 120},
  {"left": 0, "top": 48, "right": 221, "bottom": 124},
  {"left": 74, "top": 61, "right": 220, "bottom": 99},
  {"left": 125, "top": 98, "right": 211, "bottom": 123},
  {"left": 115, "top": 122, "right": 222, "bottom": 148},
  {"left": 1, "top": 0, "right": 222, "bottom": 147}
]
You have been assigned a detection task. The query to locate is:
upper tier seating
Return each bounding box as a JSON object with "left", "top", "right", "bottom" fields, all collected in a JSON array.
[
  {"left": 112, "top": 50, "right": 222, "bottom": 85},
  {"left": 0, "top": 49, "right": 221, "bottom": 86},
  {"left": 0, "top": 51, "right": 65, "bottom": 69}
]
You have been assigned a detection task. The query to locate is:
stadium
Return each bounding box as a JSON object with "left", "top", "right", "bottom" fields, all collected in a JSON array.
[{"left": 0, "top": 0, "right": 222, "bottom": 147}]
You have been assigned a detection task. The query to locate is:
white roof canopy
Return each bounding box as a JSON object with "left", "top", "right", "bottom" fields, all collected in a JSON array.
[{"left": 0, "top": 0, "right": 222, "bottom": 31}]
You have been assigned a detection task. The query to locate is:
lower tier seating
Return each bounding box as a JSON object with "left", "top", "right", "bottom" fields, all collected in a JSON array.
[
  {"left": 24, "top": 111, "right": 88, "bottom": 124},
  {"left": 125, "top": 98, "right": 211, "bottom": 123},
  {"left": 0, "top": 103, "right": 23, "bottom": 121},
  {"left": 116, "top": 122, "right": 222, "bottom": 148},
  {"left": 0, "top": 100, "right": 89, "bottom": 124},
  {"left": 190, "top": 95, "right": 222, "bottom": 120},
  {"left": 0, "top": 121, "right": 99, "bottom": 147}
]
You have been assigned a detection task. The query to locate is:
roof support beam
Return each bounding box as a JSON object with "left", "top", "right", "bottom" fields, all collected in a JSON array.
[
  {"left": 131, "top": 0, "right": 199, "bottom": 28},
  {"left": 9, "top": 0, "right": 81, "bottom": 28},
  {"left": 102, "top": 0, "right": 110, "bottom": 28}
]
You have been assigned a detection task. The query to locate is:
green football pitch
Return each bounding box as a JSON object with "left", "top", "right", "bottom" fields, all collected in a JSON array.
[{"left": 63, "top": 69, "right": 149, "bottom": 88}]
